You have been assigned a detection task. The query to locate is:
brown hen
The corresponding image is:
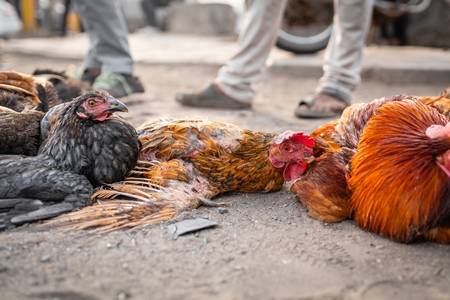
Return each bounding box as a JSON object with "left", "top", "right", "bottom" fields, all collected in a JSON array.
[
  {"left": 0, "top": 69, "right": 86, "bottom": 155},
  {"left": 0, "top": 82, "right": 52, "bottom": 156}
]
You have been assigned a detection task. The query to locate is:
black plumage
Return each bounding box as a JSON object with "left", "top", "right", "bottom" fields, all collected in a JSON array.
[{"left": 0, "top": 91, "right": 141, "bottom": 229}]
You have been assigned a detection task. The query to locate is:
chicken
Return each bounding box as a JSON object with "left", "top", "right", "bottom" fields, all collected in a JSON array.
[
  {"left": 349, "top": 99, "right": 450, "bottom": 244},
  {"left": 43, "top": 118, "right": 315, "bottom": 232},
  {"left": 290, "top": 95, "right": 411, "bottom": 223},
  {"left": 0, "top": 69, "right": 85, "bottom": 107},
  {"left": 0, "top": 106, "right": 44, "bottom": 156},
  {"left": 0, "top": 69, "right": 86, "bottom": 156},
  {"left": 0, "top": 70, "right": 56, "bottom": 111},
  {"left": 0, "top": 91, "right": 141, "bottom": 229},
  {"left": 39, "top": 91, "right": 141, "bottom": 186},
  {"left": 0, "top": 84, "right": 49, "bottom": 156},
  {"left": 290, "top": 93, "right": 450, "bottom": 244},
  {"left": 32, "top": 68, "right": 86, "bottom": 103}
]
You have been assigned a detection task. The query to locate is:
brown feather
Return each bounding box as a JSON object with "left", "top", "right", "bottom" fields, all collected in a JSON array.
[{"left": 0, "top": 106, "right": 44, "bottom": 155}]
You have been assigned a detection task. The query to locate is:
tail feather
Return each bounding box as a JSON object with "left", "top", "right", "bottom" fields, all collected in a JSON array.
[
  {"left": 35, "top": 83, "right": 50, "bottom": 112},
  {"left": 42, "top": 199, "right": 180, "bottom": 233},
  {"left": 41, "top": 160, "right": 217, "bottom": 233},
  {"left": 94, "top": 180, "right": 168, "bottom": 202},
  {"left": 41, "top": 181, "right": 204, "bottom": 233}
]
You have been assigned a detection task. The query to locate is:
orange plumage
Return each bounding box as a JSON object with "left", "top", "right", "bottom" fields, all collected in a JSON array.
[
  {"left": 291, "top": 93, "right": 450, "bottom": 244},
  {"left": 290, "top": 95, "right": 406, "bottom": 223},
  {"left": 349, "top": 100, "right": 450, "bottom": 243}
]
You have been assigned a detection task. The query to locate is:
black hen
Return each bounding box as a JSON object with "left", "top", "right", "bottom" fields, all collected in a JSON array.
[{"left": 0, "top": 91, "right": 141, "bottom": 229}]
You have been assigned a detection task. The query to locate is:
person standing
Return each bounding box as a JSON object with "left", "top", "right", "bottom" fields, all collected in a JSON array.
[
  {"left": 72, "top": 0, "right": 145, "bottom": 98},
  {"left": 176, "top": 0, "right": 373, "bottom": 118}
]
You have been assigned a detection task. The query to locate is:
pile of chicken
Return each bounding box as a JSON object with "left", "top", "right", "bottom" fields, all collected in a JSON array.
[
  {"left": 0, "top": 70, "right": 141, "bottom": 228},
  {"left": 2, "top": 69, "right": 450, "bottom": 244},
  {"left": 0, "top": 70, "right": 316, "bottom": 232},
  {"left": 45, "top": 119, "right": 315, "bottom": 232},
  {"left": 291, "top": 92, "right": 450, "bottom": 244}
]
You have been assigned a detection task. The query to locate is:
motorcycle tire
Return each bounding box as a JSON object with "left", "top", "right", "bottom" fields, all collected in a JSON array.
[{"left": 275, "top": 23, "right": 332, "bottom": 54}]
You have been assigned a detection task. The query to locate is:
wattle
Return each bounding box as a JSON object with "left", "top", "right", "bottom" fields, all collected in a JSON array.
[
  {"left": 94, "top": 112, "right": 110, "bottom": 122},
  {"left": 283, "top": 162, "right": 306, "bottom": 182}
]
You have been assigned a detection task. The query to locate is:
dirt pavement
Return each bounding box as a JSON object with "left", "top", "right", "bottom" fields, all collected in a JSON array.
[{"left": 1, "top": 52, "right": 450, "bottom": 300}]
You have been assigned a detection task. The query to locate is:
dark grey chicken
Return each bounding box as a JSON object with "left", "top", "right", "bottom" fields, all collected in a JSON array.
[{"left": 0, "top": 91, "right": 141, "bottom": 229}]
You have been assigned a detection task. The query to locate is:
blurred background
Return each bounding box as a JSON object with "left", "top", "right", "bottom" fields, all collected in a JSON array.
[{"left": 2, "top": 0, "right": 450, "bottom": 51}]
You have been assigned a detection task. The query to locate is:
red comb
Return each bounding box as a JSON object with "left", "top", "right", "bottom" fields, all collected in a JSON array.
[{"left": 275, "top": 130, "right": 314, "bottom": 148}]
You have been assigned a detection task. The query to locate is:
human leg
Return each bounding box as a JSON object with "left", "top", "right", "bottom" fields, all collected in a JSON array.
[
  {"left": 176, "top": 0, "right": 287, "bottom": 108},
  {"left": 72, "top": 0, "right": 144, "bottom": 97},
  {"left": 295, "top": 0, "right": 373, "bottom": 118},
  {"left": 73, "top": 0, "right": 134, "bottom": 74}
]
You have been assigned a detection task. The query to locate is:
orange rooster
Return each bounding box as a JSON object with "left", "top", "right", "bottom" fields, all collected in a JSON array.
[
  {"left": 44, "top": 118, "right": 315, "bottom": 232},
  {"left": 349, "top": 99, "right": 450, "bottom": 243},
  {"left": 291, "top": 95, "right": 412, "bottom": 223},
  {"left": 291, "top": 93, "right": 450, "bottom": 244}
]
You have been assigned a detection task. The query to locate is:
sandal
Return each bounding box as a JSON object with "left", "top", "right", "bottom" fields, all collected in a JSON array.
[
  {"left": 175, "top": 84, "right": 251, "bottom": 109},
  {"left": 294, "top": 93, "right": 350, "bottom": 119}
]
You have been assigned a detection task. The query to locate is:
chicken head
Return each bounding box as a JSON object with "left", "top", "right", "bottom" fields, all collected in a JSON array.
[
  {"left": 76, "top": 91, "right": 128, "bottom": 121},
  {"left": 269, "top": 130, "right": 315, "bottom": 182}
]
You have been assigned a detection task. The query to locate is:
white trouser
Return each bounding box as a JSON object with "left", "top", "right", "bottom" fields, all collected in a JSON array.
[
  {"left": 317, "top": 0, "right": 374, "bottom": 103},
  {"left": 72, "top": 0, "right": 134, "bottom": 75},
  {"left": 215, "top": 0, "right": 373, "bottom": 104}
]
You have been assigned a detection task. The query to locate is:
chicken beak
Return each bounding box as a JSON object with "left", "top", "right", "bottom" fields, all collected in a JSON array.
[{"left": 105, "top": 96, "right": 129, "bottom": 113}]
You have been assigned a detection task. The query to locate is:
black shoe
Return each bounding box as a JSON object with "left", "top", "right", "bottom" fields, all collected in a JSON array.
[
  {"left": 175, "top": 84, "right": 251, "bottom": 109},
  {"left": 92, "top": 72, "right": 145, "bottom": 98}
]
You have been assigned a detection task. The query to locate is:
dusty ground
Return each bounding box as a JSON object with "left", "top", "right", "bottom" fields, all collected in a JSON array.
[{"left": 1, "top": 53, "right": 450, "bottom": 300}]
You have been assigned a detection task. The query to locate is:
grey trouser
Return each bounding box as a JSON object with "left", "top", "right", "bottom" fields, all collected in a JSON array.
[
  {"left": 214, "top": 0, "right": 373, "bottom": 104},
  {"left": 72, "top": 0, "right": 134, "bottom": 75}
]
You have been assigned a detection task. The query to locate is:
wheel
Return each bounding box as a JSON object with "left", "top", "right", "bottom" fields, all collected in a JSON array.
[
  {"left": 276, "top": 0, "right": 334, "bottom": 54},
  {"left": 276, "top": 23, "right": 332, "bottom": 54}
]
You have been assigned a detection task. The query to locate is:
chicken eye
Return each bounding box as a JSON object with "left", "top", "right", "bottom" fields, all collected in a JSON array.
[
  {"left": 88, "top": 100, "right": 97, "bottom": 107},
  {"left": 283, "top": 146, "right": 293, "bottom": 152}
]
